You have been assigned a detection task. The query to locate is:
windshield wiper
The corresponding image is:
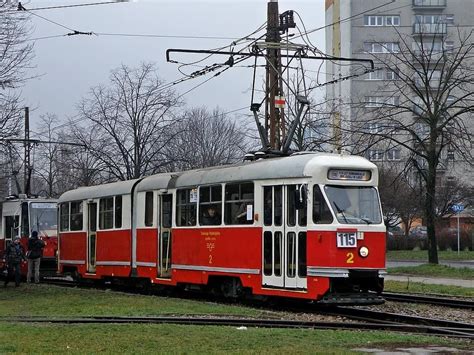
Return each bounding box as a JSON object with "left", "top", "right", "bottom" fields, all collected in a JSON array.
[
  {"left": 333, "top": 202, "right": 349, "bottom": 224},
  {"left": 360, "top": 217, "right": 372, "bottom": 225}
]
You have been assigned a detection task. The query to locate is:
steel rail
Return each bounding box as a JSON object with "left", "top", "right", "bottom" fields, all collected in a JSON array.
[
  {"left": 1, "top": 316, "right": 472, "bottom": 339},
  {"left": 321, "top": 307, "right": 474, "bottom": 331},
  {"left": 383, "top": 292, "right": 474, "bottom": 310}
]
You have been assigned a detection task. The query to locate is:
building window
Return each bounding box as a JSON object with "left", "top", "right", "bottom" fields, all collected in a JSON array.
[
  {"left": 444, "top": 41, "right": 454, "bottom": 53},
  {"left": 368, "top": 123, "right": 384, "bottom": 134},
  {"left": 414, "top": 70, "right": 441, "bottom": 88},
  {"left": 224, "top": 182, "right": 254, "bottom": 225},
  {"left": 364, "top": 15, "right": 400, "bottom": 27},
  {"left": 144, "top": 191, "right": 154, "bottom": 227},
  {"left": 368, "top": 150, "right": 384, "bottom": 161},
  {"left": 367, "top": 69, "right": 398, "bottom": 80},
  {"left": 447, "top": 151, "right": 455, "bottom": 160},
  {"left": 176, "top": 188, "right": 197, "bottom": 226},
  {"left": 364, "top": 15, "right": 384, "bottom": 26},
  {"left": 365, "top": 96, "right": 399, "bottom": 107},
  {"left": 99, "top": 197, "right": 113, "bottom": 230},
  {"left": 386, "top": 149, "right": 401, "bottom": 161},
  {"left": 364, "top": 42, "right": 400, "bottom": 53},
  {"left": 385, "top": 16, "right": 400, "bottom": 26}
]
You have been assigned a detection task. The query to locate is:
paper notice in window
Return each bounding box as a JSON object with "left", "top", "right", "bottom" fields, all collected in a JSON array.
[{"left": 246, "top": 205, "right": 253, "bottom": 221}]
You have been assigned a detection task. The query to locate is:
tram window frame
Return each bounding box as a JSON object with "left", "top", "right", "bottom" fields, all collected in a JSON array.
[
  {"left": 224, "top": 182, "right": 254, "bottom": 225},
  {"left": 59, "top": 203, "right": 70, "bottom": 231},
  {"left": 199, "top": 185, "right": 222, "bottom": 226},
  {"left": 313, "top": 185, "right": 334, "bottom": 224},
  {"left": 70, "top": 201, "right": 83, "bottom": 231},
  {"left": 144, "top": 191, "right": 154, "bottom": 227},
  {"left": 176, "top": 188, "right": 197, "bottom": 227},
  {"left": 99, "top": 197, "right": 114, "bottom": 230},
  {"left": 115, "top": 196, "right": 122, "bottom": 229}
]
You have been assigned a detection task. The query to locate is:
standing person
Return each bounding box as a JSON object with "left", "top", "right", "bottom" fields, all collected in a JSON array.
[
  {"left": 4, "top": 237, "right": 26, "bottom": 287},
  {"left": 27, "top": 231, "right": 45, "bottom": 284}
]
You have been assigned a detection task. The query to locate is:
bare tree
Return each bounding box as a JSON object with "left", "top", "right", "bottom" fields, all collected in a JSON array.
[
  {"left": 378, "top": 167, "right": 422, "bottom": 236},
  {"left": 163, "top": 107, "right": 250, "bottom": 171},
  {"left": 32, "top": 113, "right": 60, "bottom": 197},
  {"left": 348, "top": 30, "right": 474, "bottom": 263},
  {"left": 77, "top": 63, "right": 182, "bottom": 180},
  {"left": 0, "top": 3, "right": 33, "bottom": 141}
]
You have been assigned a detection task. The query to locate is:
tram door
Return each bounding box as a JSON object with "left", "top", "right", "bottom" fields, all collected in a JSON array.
[
  {"left": 262, "top": 185, "right": 307, "bottom": 289},
  {"left": 158, "top": 194, "right": 173, "bottom": 278},
  {"left": 87, "top": 202, "right": 97, "bottom": 273}
]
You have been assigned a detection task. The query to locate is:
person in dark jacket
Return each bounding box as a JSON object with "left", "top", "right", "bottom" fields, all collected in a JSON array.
[
  {"left": 4, "top": 236, "right": 26, "bottom": 287},
  {"left": 201, "top": 205, "right": 221, "bottom": 225},
  {"left": 27, "top": 231, "right": 45, "bottom": 284}
]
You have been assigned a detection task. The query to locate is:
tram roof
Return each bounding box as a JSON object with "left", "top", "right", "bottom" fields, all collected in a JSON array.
[
  {"left": 58, "top": 179, "right": 139, "bottom": 202},
  {"left": 138, "top": 152, "right": 378, "bottom": 190}
]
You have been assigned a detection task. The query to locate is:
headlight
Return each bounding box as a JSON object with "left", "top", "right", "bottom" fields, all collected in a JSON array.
[{"left": 359, "top": 246, "right": 369, "bottom": 258}]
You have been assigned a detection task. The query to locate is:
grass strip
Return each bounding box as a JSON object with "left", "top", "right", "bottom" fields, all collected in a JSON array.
[
  {"left": 384, "top": 280, "right": 474, "bottom": 297},
  {"left": 387, "top": 250, "right": 474, "bottom": 261},
  {"left": 0, "top": 323, "right": 470, "bottom": 354}
]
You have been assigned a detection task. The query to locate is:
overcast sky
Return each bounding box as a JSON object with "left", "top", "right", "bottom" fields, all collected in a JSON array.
[{"left": 19, "top": 0, "right": 325, "bottom": 134}]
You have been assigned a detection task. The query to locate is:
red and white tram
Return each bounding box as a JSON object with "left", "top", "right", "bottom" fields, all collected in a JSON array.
[
  {"left": 1, "top": 196, "right": 58, "bottom": 274},
  {"left": 58, "top": 152, "right": 386, "bottom": 304}
]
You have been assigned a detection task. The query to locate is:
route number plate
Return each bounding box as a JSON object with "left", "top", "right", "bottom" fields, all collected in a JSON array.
[{"left": 337, "top": 232, "right": 357, "bottom": 248}]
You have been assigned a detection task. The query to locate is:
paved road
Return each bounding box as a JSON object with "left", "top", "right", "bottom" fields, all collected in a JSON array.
[{"left": 384, "top": 275, "right": 473, "bottom": 288}]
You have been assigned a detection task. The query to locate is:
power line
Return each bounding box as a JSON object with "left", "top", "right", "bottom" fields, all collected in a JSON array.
[
  {"left": 3, "top": 1, "right": 127, "bottom": 13},
  {"left": 95, "top": 32, "right": 259, "bottom": 41}
]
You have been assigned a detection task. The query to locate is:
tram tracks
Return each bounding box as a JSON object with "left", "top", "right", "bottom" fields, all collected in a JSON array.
[
  {"left": 2, "top": 315, "right": 473, "bottom": 339},
  {"left": 382, "top": 292, "right": 474, "bottom": 310},
  {"left": 13, "top": 279, "right": 474, "bottom": 339}
]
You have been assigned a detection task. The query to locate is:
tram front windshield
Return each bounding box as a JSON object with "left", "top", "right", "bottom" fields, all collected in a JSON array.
[
  {"left": 324, "top": 186, "right": 382, "bottom": 225},
  {"left": 30, "top": 203, "right": 57, "bottom": 234}
]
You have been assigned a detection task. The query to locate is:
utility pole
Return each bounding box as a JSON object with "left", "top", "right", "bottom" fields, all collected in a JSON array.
[
  {"left": 266, "top": 0, "right": 283, "bottom": 150},
  {"left": 23, "top": 107, "right": 31, "bottom": 196}
]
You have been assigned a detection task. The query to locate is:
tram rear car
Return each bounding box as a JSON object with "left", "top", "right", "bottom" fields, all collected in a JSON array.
[
  {"left": 1, "top": 197, "right": 58, "bottom": 274},
  {"left": 58, "top": 152, "right": 386, "bottom": 304}
]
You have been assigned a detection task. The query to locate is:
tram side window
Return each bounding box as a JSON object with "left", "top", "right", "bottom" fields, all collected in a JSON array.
[
  {"left": 5, "top": 216, "right": 19, "bottom": 240},
  {"left": 199, "top": 185, "right": 222, "bottom": 226},
  {"left": 144, "top": 192, "right": 154, "bottom": 227},
  {"left": 313, "top": 185, "right": 333, "bottom": 224},
  {"left": 70, "top": 201, "right": 83, "bottom": 231},
  {"left": 176, "top": 188, "right": 197, "bottom": 226},
  {"left": 224, "top": 182, "right": 254, "bottom": 225},
  {"left": 115, "top": 196, "right": 122, "bottom": 229},
  {"left": 60, "top": 203, "right": 69, "bottom": 231},
  {"left": 99, "top": 197, "right": 114, "bottom": 230}
]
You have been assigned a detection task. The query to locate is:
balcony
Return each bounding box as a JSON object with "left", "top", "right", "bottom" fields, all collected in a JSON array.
[
  {"left": 413, "top": 23, "right": 447, "bottom": 35},
  {"left": 413, "top": 0, "right": 447, "bottom": 8}
]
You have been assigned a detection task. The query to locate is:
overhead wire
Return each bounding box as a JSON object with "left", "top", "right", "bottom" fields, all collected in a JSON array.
[{"left": 2, "top": 1, "right": 127, "bottom": 13}]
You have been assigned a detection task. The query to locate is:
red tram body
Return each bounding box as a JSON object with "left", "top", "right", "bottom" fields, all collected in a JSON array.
[
  {"left": 1, "top": 197, "right": 58, "bottom": 274},
  {"left": 58, "top": 152, "right": 386, "bottom": 304}
]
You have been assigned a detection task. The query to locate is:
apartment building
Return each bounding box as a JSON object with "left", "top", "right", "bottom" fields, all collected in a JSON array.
[{"left": 325, "top": 0, "right": 473, "bottom": 187}]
